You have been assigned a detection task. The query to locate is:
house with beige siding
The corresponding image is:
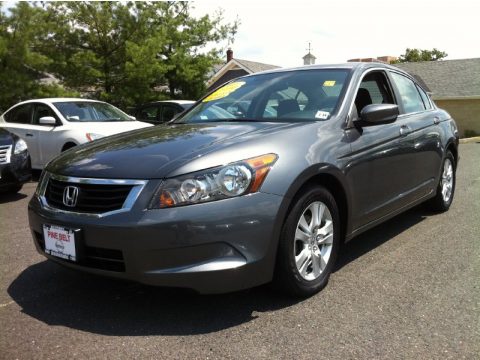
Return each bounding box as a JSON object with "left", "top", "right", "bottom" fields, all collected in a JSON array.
[{"left": 395, "top": 59, "right": 480, "bottom": 137}]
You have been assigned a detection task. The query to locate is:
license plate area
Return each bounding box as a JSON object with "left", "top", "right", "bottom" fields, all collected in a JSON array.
[{"left": 43, "top": 224, "right": 78, "bottom": 262}]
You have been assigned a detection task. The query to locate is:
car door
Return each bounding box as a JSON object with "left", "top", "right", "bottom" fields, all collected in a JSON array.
[
  {"left": 388, "top": 71, "right": 442, "bottom": 198},
  {"left": 1, "top": 104, "right": 40, "bottom": 167},
  {"left": 347, "top": 70, "right": 417, "bottom": 229},
  {"left": 32, "top": 103, "right": 63, "bottom": 167}
]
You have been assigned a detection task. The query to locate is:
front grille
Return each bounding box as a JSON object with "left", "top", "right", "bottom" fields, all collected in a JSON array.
[
  {"left": 33, "top": 230, "right": 126, "bottom": 272},
  {"left": 45, "top": 178, "right": 134, "bottom": 213},
  {"left": 0, "top": 145, "right": 11, "bottom": 164}
]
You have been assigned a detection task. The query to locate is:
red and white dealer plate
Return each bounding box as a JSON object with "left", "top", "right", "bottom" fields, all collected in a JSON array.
[{"left": 43, "top": 224, "right": 76, "bottom": 261}]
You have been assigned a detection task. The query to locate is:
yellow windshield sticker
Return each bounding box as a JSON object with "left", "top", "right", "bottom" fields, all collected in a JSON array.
[
  {"left": 323, "top": 80, "right": 336, "bottom": 87},
  {"left": 203, "top": 81, "right": 246, "bottom": 102}
]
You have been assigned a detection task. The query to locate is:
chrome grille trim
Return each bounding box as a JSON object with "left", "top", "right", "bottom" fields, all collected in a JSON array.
[
  {"left": 38, "top": 172, "right": 148, "bottom": 218},
  {"left": 0, "top": 145, "right": 12, "bottom": 165}
]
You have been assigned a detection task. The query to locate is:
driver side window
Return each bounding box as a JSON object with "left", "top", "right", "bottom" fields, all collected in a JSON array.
[
  {"left": 355, "top": 72, "right": 395, "bottom": 117},
  {"left": 33, "top": 104, "right": 59, "bottom": 126}
]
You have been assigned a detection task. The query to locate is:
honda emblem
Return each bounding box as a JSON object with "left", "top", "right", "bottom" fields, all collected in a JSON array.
[{"left": 63, "top": 186, "right": 79, "bottom": 207}]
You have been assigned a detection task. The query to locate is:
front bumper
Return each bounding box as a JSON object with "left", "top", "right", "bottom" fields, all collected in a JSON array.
[
  {"left": 0, "top": 151, "right": 31, "bottom": 189},
  {"left": 28, "top": 190, "right": 284, "bottom": 294}
]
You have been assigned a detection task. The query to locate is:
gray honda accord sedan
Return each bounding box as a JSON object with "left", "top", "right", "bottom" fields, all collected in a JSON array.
[{"left": 29, "top": 63, "right": 459, "bottom": 296}]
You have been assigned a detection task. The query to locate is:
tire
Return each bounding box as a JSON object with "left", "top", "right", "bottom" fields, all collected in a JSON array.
[
  {"left": 274, "top": 186, "right": 341, "bottom": 297},
  {"left": 428, "top": 151, "right": 456, "bottom": 212}
]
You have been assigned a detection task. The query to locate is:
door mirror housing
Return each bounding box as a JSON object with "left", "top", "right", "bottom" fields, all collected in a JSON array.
[
  {"left": 129, "top": 115, "right": 136, "bottom": 121},
  {"left": 39, "top": 116, "right": 57, "bottom": 126},
  {"left": 355, "top": 104, "right": 399, "bottom": 126}
]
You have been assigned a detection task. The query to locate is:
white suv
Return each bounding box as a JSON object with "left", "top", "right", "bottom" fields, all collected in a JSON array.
[{"left": 0, "top": 98, "right": 152, "bottom": 169}]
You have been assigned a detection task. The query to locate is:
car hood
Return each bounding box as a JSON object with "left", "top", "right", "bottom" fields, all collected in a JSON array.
[
  {"left": 47, "top": 122, "right": 307, "bottom": 179},
  {"left": 67, "top": 120, "right": 152, "bottom": 135}
]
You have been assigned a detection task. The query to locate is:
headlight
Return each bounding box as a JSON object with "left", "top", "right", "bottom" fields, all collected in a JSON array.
[
  {"left": 149, "top": 153, "right": 278, "bottom": 209},
  {"left": 14, "top": 138, "right": 28, "bottom": 154},
  {"left": 86, "top": 133, "right": 104, "bottom": 142}
]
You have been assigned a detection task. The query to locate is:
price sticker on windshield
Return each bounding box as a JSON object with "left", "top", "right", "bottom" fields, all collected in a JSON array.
[{"left": 203, "top": 81, "right": 246, "bottom": 102}]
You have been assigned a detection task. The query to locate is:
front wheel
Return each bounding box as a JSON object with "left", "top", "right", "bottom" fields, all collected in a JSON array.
[
  {"left": 428, "top": 151, "right": 456, "bottom": 212},
  {"left": 275, "top": 186, "right": 341, "bottom": 297}
]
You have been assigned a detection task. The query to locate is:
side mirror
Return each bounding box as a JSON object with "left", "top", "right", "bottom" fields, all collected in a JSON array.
[
  {"left": 129, "top": 115, "right": 136, "bottom": 121},
  {"left": 355, "top": 104, "right": 399, "bottom": 126},
  {"left": 39, "top": 116, "right": 57, "bottom": 126}
]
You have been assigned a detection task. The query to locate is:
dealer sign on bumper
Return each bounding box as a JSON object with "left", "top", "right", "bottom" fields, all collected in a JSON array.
[{"left": 43, "top": 224, "right": 76, "bottom": 261}]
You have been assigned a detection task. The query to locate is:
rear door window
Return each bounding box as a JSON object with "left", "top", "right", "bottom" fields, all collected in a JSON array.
[
  {"left": 416, "top": 85, "right": 433, "bottom": 110},
  {"left": 4, "top": 104, "right": 33, "bottom": 124},
  {"left": 390, "top": 72, "right": 425, "bottom": 114}
]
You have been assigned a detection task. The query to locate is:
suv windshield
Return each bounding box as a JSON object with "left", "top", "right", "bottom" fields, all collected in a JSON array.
[
  {"left": 178, "top": 69, "right": 350, "bottom": 123},
  {"left": 53, "top": 101, "right": 132, "bottom": 122}
]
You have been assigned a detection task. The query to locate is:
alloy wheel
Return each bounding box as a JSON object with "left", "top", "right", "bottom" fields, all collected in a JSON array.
[
  {"left": 441, "top": 158, "right": 454, "bottom": 203},
  {"left": 294, "top": 201, "right": 334, "bottom": 281}
]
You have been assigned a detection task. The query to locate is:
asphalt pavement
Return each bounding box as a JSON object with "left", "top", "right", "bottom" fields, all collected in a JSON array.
[{"left": 1, "top": 143, "right": 479, "bottom": 359}]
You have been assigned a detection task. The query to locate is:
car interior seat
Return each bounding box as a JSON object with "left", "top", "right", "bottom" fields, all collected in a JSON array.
[
  {"left": 355, "top": 88, "right": 373, "bottom": 116},
  {"left": 277, "top": 99, "right": 300, "bottom": 118}
]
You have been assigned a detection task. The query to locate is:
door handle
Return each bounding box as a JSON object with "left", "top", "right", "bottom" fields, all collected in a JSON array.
[
  {"left": 25, "top": 133, "right": 34, "bottom": 137},
  {"left": 399, "top": 125, "right": 411, "bottom": 137},
  {"left": 433, "top": 116, "right": 440, "bottom": 125}
]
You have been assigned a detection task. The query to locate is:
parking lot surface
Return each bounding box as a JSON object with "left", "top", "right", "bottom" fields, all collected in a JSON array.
[{"left": 1, "top": 143, "right": 479, "bottom": 359}]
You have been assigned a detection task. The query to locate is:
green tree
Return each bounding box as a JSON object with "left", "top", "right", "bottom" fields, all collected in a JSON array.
[
  {"left": 0, "top": 2, "right": 75, "bottom": 111},
  {"left": 395, "top": 48, "right": 448, "bottom": 63},
  {"left": 42, "top": 1, "right": 237, "bottom": 108}
]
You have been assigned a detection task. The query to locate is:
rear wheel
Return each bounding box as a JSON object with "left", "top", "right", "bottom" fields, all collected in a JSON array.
[
  {"left": 275, "top": 186, "right": 341, "bottom": 297},
  {"left": 428, "top": 151, "right": 455, "bottom": 212}
]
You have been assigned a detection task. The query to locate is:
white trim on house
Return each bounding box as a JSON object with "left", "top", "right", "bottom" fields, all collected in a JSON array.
[{"left": 206, "top": 59, "right": 253, "bottom": 87}]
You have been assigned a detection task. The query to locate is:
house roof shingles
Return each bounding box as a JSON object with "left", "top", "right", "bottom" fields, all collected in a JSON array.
[
  {"left": 396, "top": 58, "right": 480, "bottom": 98},
  {"left": 234, "top": 59, "right": 280, "bottom": 73}
]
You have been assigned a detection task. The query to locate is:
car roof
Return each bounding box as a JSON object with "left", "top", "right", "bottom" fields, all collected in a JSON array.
[
  {"left": 15, "top": 98, "right": 104, "bottom": 106},
  {"left": 245, "top": 62, "right": 412, "bottom": 77},
  {"left": 140, "top": 100, "right": 195, "bottom": 105}
]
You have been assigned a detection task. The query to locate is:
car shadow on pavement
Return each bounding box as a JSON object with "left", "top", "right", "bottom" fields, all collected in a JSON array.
[
  {"left": 7, "top": 260, "right": 300, "bottom": 336},
  {"left": 8, "top": 204, "right": 430, "bottom": 337},
  {"left": 335, "top": 203, "right": 429, "bottom": 272},
  {"left": 0, "top": 192, "right": 28, "bottom": 204}
]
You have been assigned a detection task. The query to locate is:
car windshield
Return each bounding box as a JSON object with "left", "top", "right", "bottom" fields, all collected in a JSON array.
[
  {"left": 53, "top": 101, "right": 132, "bottom": 122},
  {"left": 177, "top": 69, "right": 350, "bottom": 124}
]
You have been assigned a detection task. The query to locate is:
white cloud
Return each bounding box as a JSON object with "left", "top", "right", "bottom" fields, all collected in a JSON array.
[{"left": 192, "top": 0, "right": 480, "bottom": 67}]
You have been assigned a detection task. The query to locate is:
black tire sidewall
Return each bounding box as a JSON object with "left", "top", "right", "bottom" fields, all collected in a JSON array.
[{"left": 277, "top": 186, "right": 341, "bottom": 296}]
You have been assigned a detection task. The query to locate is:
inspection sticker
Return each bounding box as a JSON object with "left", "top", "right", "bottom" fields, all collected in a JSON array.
[
  {"left": 323, "top": 80, "right": 336, "bottom": 87},
  {"left": 315, "top": 110, "right": 330, "bottom": 120},
  {"left": 203, "top": 81, "right": 246, "bottom": 102}
]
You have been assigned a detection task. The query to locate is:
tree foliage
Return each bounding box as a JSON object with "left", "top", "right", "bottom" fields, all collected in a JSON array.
[
  {"left": 395, "top": 48, "right": 448, "bottom": 63},
  {"left": 0, "top": 1, "right": 238, "bottom": 110},
  {"left": 0, "top": 2, "right": 76, "bottom": 111}
]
